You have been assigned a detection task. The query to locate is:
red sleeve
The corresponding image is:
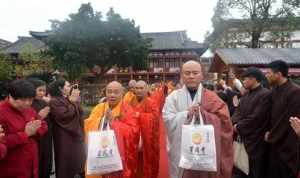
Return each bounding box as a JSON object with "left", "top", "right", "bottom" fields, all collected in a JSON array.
[
  {"left": 0, "top": 143, "right": 7, "bottom": 160},
  {"left": 30, "top": 109, "right": 48, "bottom": 139},
  {"left": 36, "top": 120, "right": 48, "bottom": 137},
  {"left": 3, "top": 131, "right": 29, "bottom": 149},
  {"left": 0, "top": 112, "right": 29, "bottom": 149}
]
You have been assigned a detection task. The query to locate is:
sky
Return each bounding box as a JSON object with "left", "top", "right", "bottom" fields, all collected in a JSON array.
[{"left": 0, "top": 0, "right": 218, "bottom": 43}]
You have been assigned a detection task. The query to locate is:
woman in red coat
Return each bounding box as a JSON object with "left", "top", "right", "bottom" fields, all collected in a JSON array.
[{"left": 0, "top": 79, "right": 48, "bottom": 178}]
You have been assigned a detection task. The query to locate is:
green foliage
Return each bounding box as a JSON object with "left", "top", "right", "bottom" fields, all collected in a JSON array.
[
  {"left": 15, "top": 43, "right": 52, "bottom": 77},
  {"left": 206, "top": 0, "right": 300, "bottom": 50},
  {"left": 45, "top": 3, "right": 150, "bottom": 81},
  {"left": 0, "top": 53, "right": 13, "bottom": 81}
]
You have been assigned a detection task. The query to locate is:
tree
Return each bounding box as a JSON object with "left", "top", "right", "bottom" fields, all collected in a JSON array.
[
  {"left": 0, "top": 53, "right": 14, "bottom": 99},
  {"left": 206, "top": 0, "right": 300, "bottom": 49},
  {"left": 0, "top": 53, "right": 13, "bottom": 81},
  {"left": 45, "top": 3, "right": 150, "bottom": 81},
  {"left": 15, "top": 43, "right": 52, "bottom": 77}
]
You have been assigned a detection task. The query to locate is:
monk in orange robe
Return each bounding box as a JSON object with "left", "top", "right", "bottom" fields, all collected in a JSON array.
[
  {"left": 134, "top": 80, "right": 160, "bottom": 178},
  {"left": 124, "top": 80, "right": 138, "bottom": 107},
  {"left": 85, "top": 81, "right": 140, "bottom": 178}
]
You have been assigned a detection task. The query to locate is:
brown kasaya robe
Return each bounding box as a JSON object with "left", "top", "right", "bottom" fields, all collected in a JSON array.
[
  {"left": 163, "top": 85, "right": 233, "bottom": 178},
  {"left": 49, "top": 96, "right": 86, "bottom": 178}
]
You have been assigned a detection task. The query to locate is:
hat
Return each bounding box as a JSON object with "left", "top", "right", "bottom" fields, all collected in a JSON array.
[{"left": 242, "top": 67, "right": 264, "bottom": 82}]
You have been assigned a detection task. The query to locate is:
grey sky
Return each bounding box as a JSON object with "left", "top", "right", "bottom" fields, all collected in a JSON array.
[{"left": 0, "top": 0, "right": 218, "bottom": 43}]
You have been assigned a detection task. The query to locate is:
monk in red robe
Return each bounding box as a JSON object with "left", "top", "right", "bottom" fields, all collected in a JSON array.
[
  {"left": 134, "top": 80, "right": 160, "bottom": 178},
  {"left": 149, "top": 83, "right": 170, "bottom": 178},
  {"left": 0, "top": 79, "right": 48, "bottom": 178},
  {"left": 124, "top": 80, "right": 138, "bottom": 107},
  {"left": 0, "top": 124, "right": 6, "bottom": 160},
  {"left": 163, "top": 61, "right": 233, "bottom": 178},
  {"left": 85, "top": 81, "right": 140, "bottom": 178}
]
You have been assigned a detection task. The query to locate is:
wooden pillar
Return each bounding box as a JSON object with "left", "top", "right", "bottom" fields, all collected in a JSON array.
[{"left": 147, "top": 73, "right": 150, "bottom": 83}]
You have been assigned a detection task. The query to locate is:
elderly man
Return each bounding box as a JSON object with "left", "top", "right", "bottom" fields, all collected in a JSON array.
[
  {"left": 124, "top": 80, "right": 138, "bottom": 107},
  {"left": 85, "top": 81, "right": 140, "bottom": 178},
  {"left": 232, "top": 67, "right": 271, "bottom": 178},
  {"left": 163, "top": 60, "right": 233, "bottom": 178}
]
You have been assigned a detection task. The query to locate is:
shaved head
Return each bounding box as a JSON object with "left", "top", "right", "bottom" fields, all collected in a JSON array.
[
  {"left": 182, "top": 60, "right": 202, "bottom": 71},
  {"left": 136, "top": 80, "right": 147, "bottom": 88},
  {"left": 128, "top": 80, "right": 136, "bottom": 88},
  {"left": 135, "top": 80, "right": 148, "bottom": 101},
  {"left": 106, "top": 81, "right": 124, "bottom": 108},
  {"left": 128, "top": 80, "right": 137, "bottom": 93},
  {"left": 107, "top": 81, "right": 123, "bottom": 90},
  {"left": 181, "top": 60, "right": 203, "bottom": 90}
]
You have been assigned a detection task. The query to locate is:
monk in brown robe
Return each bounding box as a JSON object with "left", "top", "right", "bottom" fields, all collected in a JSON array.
[
  {"left": 163, "top": 60, "right": 233, "bottom": 178},
  {"left": 265, "top": 60, "right": 300, "bottom": 178},
  {"left": 85, "top": 81, "right": 140, "bottom": 178}
]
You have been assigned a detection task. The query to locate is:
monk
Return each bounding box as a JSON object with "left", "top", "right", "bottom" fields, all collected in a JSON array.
[
  {"left": 162, "top": 60, "right": 233, "bottom": 178},
  {"left": 134, "top": 80, "right": 160, "bottom": 178},
  {"left": 85, "top": 81, "right": 140, "bottom": 178},
  {"left": 124, "top": 80, "right": 138, "bottom": 107},
  {"left": 149, "top": 83, "right": 170, "bottom": 178}
]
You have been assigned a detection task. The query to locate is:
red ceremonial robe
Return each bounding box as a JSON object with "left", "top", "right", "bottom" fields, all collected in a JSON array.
[
  {"left": 0, "top": 100, "right": 48, "bottom": 178},
  {"left": 85, "top": 101, "right": 140, "bottom": 178},
  {"left": 150, "top": 84, "right": 170, "bottom": 178},
  {"left": 135, "top": 97, "right": 160, "bottom": 178}
]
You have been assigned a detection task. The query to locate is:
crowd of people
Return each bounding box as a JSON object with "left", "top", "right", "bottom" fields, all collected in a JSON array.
[{"left": 0, "top": 59, "right": 299, "bottom": 178}]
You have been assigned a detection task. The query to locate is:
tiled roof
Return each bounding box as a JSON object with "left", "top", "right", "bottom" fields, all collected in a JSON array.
[
  {"left": 2, "top": 37, "right": 46, "bottom": 54},
  {"left": 0, "top": 39, "right": 12, "bottom": 49},
  {"left": 30, "top": 30, "right": 208, "bottom": 53},
  {"left": 142, "top": 31, "right": 206, "bottom": 50},
  {"left": 215, "top": 48, "right": 300, "bottom": 65}
]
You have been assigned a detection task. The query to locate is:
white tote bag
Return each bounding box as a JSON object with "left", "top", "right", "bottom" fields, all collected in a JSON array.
[
  {"left": 179, "top": 111, "right": 217, "bottom": 172},
  {"left": 233, "top": 137, "right": 249, "bottom": 175},
  {"left": 86, "top": 116, "right": 123, "bottom": 175}
]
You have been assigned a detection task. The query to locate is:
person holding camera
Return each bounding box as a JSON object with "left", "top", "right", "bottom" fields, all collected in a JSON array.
[{"left": 48, "top": 79, "right": 86, "bottom": 178}]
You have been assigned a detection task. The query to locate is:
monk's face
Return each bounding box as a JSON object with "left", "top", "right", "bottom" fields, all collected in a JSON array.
[
  {"left": 181, "top": 62, "right": 203, "bottom": 90},
  {"left": 106, "top": 82, "right": 123, "bottom": 107},
  {"left": 135, "top": 81, "right": 148, "bottom": 101}
]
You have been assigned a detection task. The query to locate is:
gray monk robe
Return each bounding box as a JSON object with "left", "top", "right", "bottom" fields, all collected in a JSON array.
[{"left": 162, "top": 84, "right": 233, "bottom": 178}]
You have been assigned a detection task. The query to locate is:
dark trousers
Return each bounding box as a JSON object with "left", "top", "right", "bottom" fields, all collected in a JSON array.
[
  {"left": 267, "top": 148, "right": 297, "bottom": 178},
  {"left": 233, "top": 142, "right": 268, "bottom": 178},
  {"left": 232, "top": 155, "right": 267, "bottom": 178}
]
